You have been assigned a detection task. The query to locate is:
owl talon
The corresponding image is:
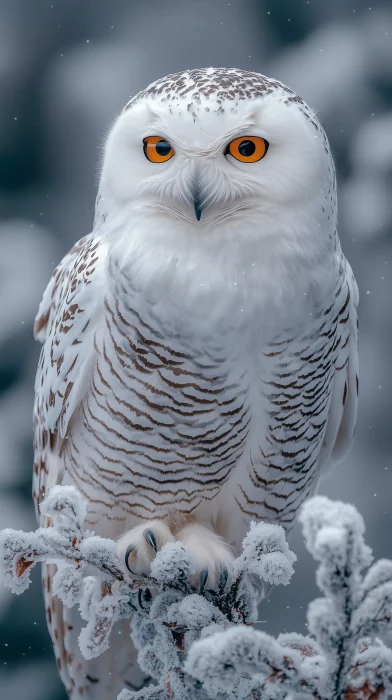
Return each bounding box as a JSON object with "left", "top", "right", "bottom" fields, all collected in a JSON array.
[
  {"left": 117, "top": 521, "right": 175, "bottom": 578},
  {"left": 218, "top": 567, "right": 229, "bottom": 593},
  {"left": 143, "top": 529, "right": 158, "bottom": 553},
  {"left": 176, "top": 522, "right": 234, "bottom": 590},
  {"left": 124, "top": 545, "right": 139, "bottom": 576},
  {"left": 199, "top": 569, "right": 208, "bottom": 593}
]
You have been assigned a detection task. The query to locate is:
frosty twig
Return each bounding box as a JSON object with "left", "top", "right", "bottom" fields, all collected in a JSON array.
[{"left": 1, "top": 488, "right": 392, "bottom": 699}]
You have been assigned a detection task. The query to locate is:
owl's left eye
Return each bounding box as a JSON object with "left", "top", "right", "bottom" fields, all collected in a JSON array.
[
  {"left": 143, "top": 136, "right": 175, "bottom": 163},
  {"left": 224, "top": 136, "right": 269, "bottom": 163}
]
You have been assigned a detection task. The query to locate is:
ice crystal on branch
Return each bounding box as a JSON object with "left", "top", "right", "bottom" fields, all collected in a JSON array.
[{"left": 1, "top": 488, "right": 392, "bottom": 700}]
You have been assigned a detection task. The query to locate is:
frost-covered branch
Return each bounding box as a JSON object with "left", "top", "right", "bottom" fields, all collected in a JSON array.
[
  {"left": 186, "top": 497, "right": 392, "bottom": 700},
  {"left": 1, "top": 489, "right": 392, "bottom": 700}
]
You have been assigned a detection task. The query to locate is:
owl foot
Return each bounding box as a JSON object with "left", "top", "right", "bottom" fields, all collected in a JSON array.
[
  {"left": 176, "top": 522, "right": 234, "bottom": 590},
  {"left": 117, "top": 521, "right": 175, "bottom": 578}
]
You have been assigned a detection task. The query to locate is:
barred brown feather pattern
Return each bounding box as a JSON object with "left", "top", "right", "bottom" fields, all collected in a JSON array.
[
  {"left": 63, "top": 253, "right": 252, "bottom": 528},
  {"left": 33, "top": 237, "right": 358, "bottom": 540},
  {"left": 233, "top": 256, "right": 358, "bottom": 530}
]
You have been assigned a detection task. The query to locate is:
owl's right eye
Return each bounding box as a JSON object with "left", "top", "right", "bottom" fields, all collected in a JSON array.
[{"left": 143, "top": 136, "right": 175, "bottom": 163}]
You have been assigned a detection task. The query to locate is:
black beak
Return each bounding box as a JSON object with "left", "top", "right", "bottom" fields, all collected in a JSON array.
[
  {"left": 193, "top": 195, "right": 203, "bottom": 221},
  {"left": 191, "top": 171, "right": 204, "bottom": 221}
]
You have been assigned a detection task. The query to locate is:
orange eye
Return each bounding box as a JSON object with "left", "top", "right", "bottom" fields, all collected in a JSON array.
[
  {"left": 143, "top": 136, "right": 174, "bottom": 163},
  {"left": 225, "top": 136, "right": 269, "bottom": 163}
]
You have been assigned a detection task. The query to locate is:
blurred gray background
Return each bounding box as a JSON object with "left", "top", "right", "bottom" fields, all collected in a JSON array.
[{"left": 0, "top": 1, "right": 391, "bottom": 698}]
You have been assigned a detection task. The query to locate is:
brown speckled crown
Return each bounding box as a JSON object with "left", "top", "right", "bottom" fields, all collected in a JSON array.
[
  {"left": 123, "top": 68, "right": 323, "bottom": 135},
  {"left": 124, "top": 67, "right": 305, "bottom": 108}
]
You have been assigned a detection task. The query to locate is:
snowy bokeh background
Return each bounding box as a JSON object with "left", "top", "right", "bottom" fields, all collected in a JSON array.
[{"left": 0, "top": 1, "right": 391, "bottom": 698}]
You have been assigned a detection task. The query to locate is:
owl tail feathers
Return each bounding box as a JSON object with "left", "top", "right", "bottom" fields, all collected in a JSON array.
[
  {"left": 43, "top": 563, "right": 74, "bottom": 695},
  {"left": 42, "top": 563, "right": 148, "bottom": 699}
]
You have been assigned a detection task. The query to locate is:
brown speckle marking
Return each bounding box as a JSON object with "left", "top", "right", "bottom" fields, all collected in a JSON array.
[{"left": 123, "top": 67, "right": 319, "bottom": 132}]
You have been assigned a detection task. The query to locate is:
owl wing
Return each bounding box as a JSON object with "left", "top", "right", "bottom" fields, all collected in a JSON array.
[
  {"left": 235, "top": 254, "right": 359, "bottom": 534},
  {"left": 33, "top": 235, "right": 145, "bottom": 700},
  {"left": 33, "top": 233, "right": 106, "bottom": 519},
  {"left": 321, "top": 257, "right": 359, "bottom": 469}
]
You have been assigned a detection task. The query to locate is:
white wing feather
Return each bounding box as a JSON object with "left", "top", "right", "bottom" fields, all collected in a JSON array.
[
  {"left": 33, "top": 234, "right": 106, "bottom": 513},
  {"left": 322, "top": 260, "right": 359, "bottom": 468},
  {"left": 32, "top": 234, "right": 108, "bottom": 697}
]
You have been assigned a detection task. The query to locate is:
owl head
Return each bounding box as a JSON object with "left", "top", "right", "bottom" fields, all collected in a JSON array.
[{"left": 98, "top": 68, "right": 337, "bottom": 287}]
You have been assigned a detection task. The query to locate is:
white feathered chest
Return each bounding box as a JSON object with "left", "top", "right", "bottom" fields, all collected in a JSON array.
[
  {"left": 34, "top": 238, "right": 358, "bottom": 549},
  {"left": 64, "top": 249, "right": 256, "bottom": 533}
]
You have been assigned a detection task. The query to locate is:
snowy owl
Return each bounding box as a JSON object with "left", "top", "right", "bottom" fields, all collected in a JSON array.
[{"left": 33, "top": 68, "right": 358, "bottom": 698}]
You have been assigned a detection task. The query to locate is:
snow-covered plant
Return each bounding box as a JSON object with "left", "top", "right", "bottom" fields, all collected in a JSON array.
[
  {"left": 186, "top": 497, "right": 392, "bottom": 700},
  {"left": 1, "top": 488, "right": 392, "bottom": 700}
]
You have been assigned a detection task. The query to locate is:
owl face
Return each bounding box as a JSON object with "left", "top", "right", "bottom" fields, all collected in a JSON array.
[
  {"left": 99, "top": 69, "right": 337, "bottom": 297},
  {"left": 102, "top": 93, "right": 333, "bottom": 229},
  {"left": 97, "top": 71, "right": 339, "bottom": 316}
]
